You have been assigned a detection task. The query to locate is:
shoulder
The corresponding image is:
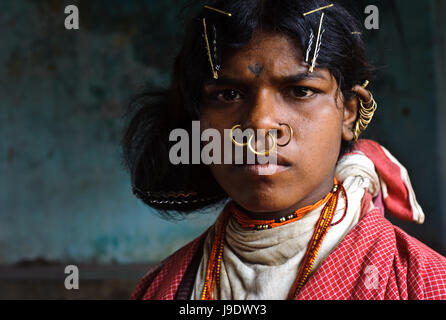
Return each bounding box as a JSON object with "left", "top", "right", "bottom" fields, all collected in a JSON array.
[
  {"left": 357, "top": 209, "right": 446, "bottom": 299},
  {"left": 130, "top": 230, "right": 208, "bottom": 300},
  {"left": 299, "top": 208, "right": 446, "bottom": 300},
  {"left": 391, "top": 223, "right": 446, "bottom": 299}
]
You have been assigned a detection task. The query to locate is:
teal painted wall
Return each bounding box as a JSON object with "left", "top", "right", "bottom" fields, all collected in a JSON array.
[
  {"left": 0, "top": 0, "right": 444, "bottom": 265},
  {"left": 0, "top": 0, "right": 221, "bottom": 265}
]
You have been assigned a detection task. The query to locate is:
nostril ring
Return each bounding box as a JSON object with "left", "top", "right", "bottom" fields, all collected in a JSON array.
[
  {"left": 230, "top": 124, "right": 250, "bottom": 147},
  {"left": 277, "top": 123, "right": 294, "bottom": 147}
]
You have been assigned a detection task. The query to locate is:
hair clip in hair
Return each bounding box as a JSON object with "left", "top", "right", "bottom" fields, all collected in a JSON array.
[
  {"left": 204, "top": 5, "right": 232, "bottom": 17},
  {"left": 303, "top": 3, "right": 334, "bottom": 16},
  {"left": 305, "top": 29, "right": 315, "bottom": 63},
  {"left": 201, "top": 5, "right": 231, "bottom": 79},
  {"left": 303, "top": 3, "right": 334, "bottom": 72},
  {"left": 202, "top": 18, "right": 219, "bottom": 79},
  {"left": 309, "top": 12, "right": 325, "bottom": 73},
  {"left": 212, "top": 25, "right": 221, "bottom": 71}
]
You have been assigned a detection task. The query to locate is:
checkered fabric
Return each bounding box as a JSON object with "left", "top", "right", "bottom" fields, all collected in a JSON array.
[
  {"left": 130, "top": 231, "right": 208, "bottom": 300},
  {"left": 131, "top": 208, "right": 446, "bottom": 300},
  {"left": 297, "top": 208, "right": 446, "bottom": 300}
]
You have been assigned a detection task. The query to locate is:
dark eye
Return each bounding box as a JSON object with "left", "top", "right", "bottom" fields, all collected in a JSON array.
[
  {"left": 216, "top": 89, "right": 243, "bottom": 102},
  {"left": 288, "top": 86, "right": 316, "bottom": 98}
]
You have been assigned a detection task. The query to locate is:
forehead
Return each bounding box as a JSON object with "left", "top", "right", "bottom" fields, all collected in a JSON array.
[{"left": 221, "top": 30, "right": 306, "bottom": 75}]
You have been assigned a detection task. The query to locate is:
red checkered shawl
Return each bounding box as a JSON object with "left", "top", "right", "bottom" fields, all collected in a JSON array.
[
  {"left": 131, "top": 140, "right": 446, "bottom": 300},
  {"left": 130, "top": 207, "right": 446, "bottom": 300}
]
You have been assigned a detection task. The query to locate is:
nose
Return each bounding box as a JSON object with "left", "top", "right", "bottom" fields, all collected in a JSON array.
[{"left": 242, "top": 88, "right": 287, "bottom": 142}]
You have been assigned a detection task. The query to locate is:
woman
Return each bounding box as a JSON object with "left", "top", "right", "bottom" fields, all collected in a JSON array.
[{"left": 123, "top": 0, "right": 446, "bottom": 300}]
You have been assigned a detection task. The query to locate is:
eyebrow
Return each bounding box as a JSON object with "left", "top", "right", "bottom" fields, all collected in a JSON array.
[
  {"left": 203, "top": 70, "right": 327, "bottom": 87},
  {"left": 278, "top": 71, "right": 327, "bottom": 83}
]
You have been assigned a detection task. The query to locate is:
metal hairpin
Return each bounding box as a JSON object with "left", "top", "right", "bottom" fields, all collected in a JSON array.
[
  {"left": 212, "top": 25, "right": 220, "bottom": 71},
  {"left": 312, "top": 29, "right": 325, "bottom": 68},
  {"left": 303, "top": 3, "right": 334, "bottom": 16},
  {"left": 309, "top": 12, "right": 325, "bottom": 73},
  {"left": 204, "top": 5, "right": 232, "bottom": 17},
  {"left": 305, "top": 29, "right": 314, "bottom": 63},
  {"left": 201, "top": 5, "right": 231, "bottom": 77},
  {"left": 202, "top": 18, "right": 219, "bottom": 79},
  {"left": 303, "top": 4, "right": 334, "bottom": 73}
]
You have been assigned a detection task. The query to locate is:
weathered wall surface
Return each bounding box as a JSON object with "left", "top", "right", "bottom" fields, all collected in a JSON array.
[{"left": 0, "top": 0, "right": 221, "bottom": 265}]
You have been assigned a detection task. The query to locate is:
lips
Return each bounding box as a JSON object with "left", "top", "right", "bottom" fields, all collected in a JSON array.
[
  {"left": 237, "top": 163, "right": 291, "bottom": 176},
  {"left": 233, "top": 151, "right": 292, "bottom": 176},
  {"left": 234, "top": 152, "right": 292, "bottom": 167}
]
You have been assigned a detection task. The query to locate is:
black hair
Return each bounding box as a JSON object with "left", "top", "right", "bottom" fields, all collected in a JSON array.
[{"left": 122, "top": 0, "right": 374, "bottom": 218}]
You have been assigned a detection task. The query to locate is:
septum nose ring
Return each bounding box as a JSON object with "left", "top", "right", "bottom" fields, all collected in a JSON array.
[{"left": 230, "top": 123, "right": 294, "bottom": 155}]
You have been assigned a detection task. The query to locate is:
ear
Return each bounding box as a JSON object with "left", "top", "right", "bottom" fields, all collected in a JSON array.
[
  {"left": 342, "top": 85, "right": 372, "bottom": 141},
  {"left": 342, "top": 94, "right": 358, "bottom": 142}
]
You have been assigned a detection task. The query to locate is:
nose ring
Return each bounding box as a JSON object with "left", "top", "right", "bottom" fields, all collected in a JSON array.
[
  {"left": 230, "top": 122, "right": 293, "bottom": 153},
  {"left": 276, "top": 123, "right": 294, "bottom": 147},
  {"left": 247, "top": 131, "right": 277, "bottom": 156},
  {"left": 230, "top": 124, "right": 249, "bottom": 147}
]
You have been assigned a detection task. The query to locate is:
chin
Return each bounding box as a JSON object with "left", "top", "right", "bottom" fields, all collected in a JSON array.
[{"left": 233, "top": 191, "right": 291, "bottom": 213}]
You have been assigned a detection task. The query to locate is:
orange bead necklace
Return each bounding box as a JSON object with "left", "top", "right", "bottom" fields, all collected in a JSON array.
[{"left": 200, "top": 180, "right": 347, "bottom": 300}]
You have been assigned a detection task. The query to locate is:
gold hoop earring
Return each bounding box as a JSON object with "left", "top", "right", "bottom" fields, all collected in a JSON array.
[
  {"left": 362, "top": 80, "right": 370, "bottom": 89},
  {"left": 277, "top": 123, "right": 294, "bottom": 147},
  {"left": 230, "top": 124, "right": 250, "bottom": 147},
  {"left": 353, "top": 90, "right": 377, "bottom": 142},
  {"left": 247, "top": 131, "right": 277, "bottom": 156}
]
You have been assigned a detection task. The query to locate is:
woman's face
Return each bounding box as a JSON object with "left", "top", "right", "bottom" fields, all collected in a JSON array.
[{"left": 200, "top": 31, "right": 356, "bottom": 216}]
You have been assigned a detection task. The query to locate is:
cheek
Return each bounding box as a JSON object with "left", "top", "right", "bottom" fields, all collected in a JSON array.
[
  {"left": 199, "top": 109, "right": 214, "bottom": 130},
  {"left": 199, "top": 115, "right": 231, "bottom": 173},
  {"left": 199, "top": 113, "right": 229, "bottom": 148},
  {"left": 308, "top": 108, "right": 342, "bottom": 142},
  {"left": 292, "top": 103, "right": 343, "bottom": 165},
  {"left": 200, "top": 108, "right": 233, "bottom": 131}
]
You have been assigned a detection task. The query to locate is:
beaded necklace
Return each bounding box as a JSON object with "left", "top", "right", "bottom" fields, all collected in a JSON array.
[{"left": 200, "top": 181, "right": 347, "bottom": 300}]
